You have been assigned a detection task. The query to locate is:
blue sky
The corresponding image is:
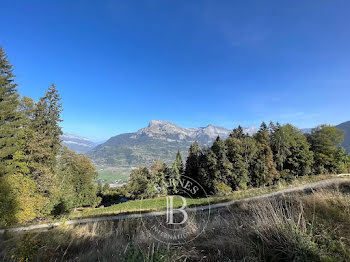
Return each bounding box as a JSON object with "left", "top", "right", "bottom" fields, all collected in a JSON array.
[{"left": 1, "top": 0, "right": 350, "bottom": 141}]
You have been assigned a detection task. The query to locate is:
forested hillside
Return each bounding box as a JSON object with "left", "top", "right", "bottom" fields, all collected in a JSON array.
[
  {"left": 0, "top": 47, "right": 100, "bottom": 226},
  {"left": 1, "top": 45, "right": 349, "bottom": 227},
  {"left": 122, "top": 123, "right": 350, "bottom": 199}
]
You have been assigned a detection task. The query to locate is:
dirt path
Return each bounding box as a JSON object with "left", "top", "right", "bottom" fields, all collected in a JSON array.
[{"left": 1, "top": 177, "right": 349, "bottom": 234}]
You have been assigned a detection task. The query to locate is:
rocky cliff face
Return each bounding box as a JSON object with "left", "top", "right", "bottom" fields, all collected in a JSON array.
[{"left": 88, "top": 120, "right": 257, "bottom": 168}]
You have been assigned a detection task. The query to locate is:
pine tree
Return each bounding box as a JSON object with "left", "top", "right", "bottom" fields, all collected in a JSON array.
[
  {"left": 185, "top": 141, "right": 201, "bottom": 181},
  {"left": 24, "top": 85, "right": 62, "bottom": 202},
  {"left": 229, "top": 126, "right": 246, "bottom": 139},
  {"left": 45, "top": 84, "right": 63, "bottom": 169},
  {"left": 150, "top": 161, "right": 168, "bottom": 196},
  {"left": 173, "top": 151, "right": 184, "bottom": 175},
  {"left": 226, "top": 137, "right": 250, "bottom": 190},
  {"left": 254, "top": 122, "right": 269, "bottom": 144},
  {"left": 197, "top": 148, "right": 217, "bottom": 193},
  {"left": 0, "top": 47, "right": 26, "bottom": 176},
  {"left": 25, "top": 98, "right": 54, "bottom": 197},
  {"left": 251, "top": 122, "right": 279, "bottom": 186},
  {"left": 210, "top": 137, "right": 233, "bottom": 192},
  {"left": 169, "top": 151, "right": 184, "bottom": 194}
]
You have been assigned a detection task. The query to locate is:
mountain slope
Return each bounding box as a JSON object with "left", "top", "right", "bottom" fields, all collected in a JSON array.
[
  {"left": 61, "top": 133, "right": 98, "bottom": 153},
  {"left": 336, "top": 121, "right": 350, "bottom": 152},
  {"left": 88, "top": 120, "right": 256, "bottom": 168}
]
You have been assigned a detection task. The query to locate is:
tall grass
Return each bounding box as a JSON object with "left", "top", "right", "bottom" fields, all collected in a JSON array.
[
  {"left": 72, "top": 174, "right": 336, "bottom": 219},
  {"left": 1, "top": 180, "right": 350, "bottom": 262}
]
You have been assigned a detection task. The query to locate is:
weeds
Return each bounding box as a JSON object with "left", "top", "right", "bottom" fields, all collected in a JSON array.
[{"left": 1, "top": 181, "right": 350, "bottom": 261}]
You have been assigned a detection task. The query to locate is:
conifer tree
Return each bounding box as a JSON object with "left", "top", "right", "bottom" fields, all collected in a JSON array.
[
  {"left": 251, "top": 122, "right": 279, "bottom": 186},
  {"left": 210, "top": 137, "right": 233, "bottom": 192},
  {"left": 169, "top": 151, "right": 184, "bottom": 193},
  {"left": 25, "top": 98, "right": 54, "bottom": 197},
  {"left": 0, "top": 47, "right": 26, "bottom": 176},
  {"left": 0, "top": 47, "right": 46, "bottom": 224},
  {"left": 226, "top": 137, "right": 250, "bottom": 190},
  {"left": 24, "top": 85, "right": 62, "bottom": 202},
  {"left": 173, "top": 151, "right": 184, "bottom": 175},
  {"left": 185, "top": 141, "right": 201, "bottom": 181},
  {"left": 254, "top": 122, "right": 269, "bottom": 144},
  {"left": 45, "top": 84, "right": 63, "bottom": 168},
  {"left": 229, "top": 125, "right": 246, "bottom": 139}
]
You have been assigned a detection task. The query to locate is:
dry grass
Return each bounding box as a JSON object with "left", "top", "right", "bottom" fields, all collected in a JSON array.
[{"left": 1, "top": 181, "right": 350, "bottom": 262}]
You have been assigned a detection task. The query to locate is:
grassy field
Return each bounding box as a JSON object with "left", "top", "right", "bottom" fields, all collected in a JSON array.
[
  {"left": 72, "top": 174, "right": 336, "bottom": 219},
  {"left": 96, "top": 167, "right": 130, "bottom": 184},
  {"left": 2, "top": 177, "right": 350, "bottom": 261}
]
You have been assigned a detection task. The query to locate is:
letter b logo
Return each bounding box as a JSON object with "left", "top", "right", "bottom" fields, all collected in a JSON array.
[{"left": 166, "top": 196, "right": 188, "bottom": 225}]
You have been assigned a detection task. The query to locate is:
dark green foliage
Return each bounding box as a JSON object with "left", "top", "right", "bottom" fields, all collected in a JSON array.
[
  {"left": 210, "top": 137, "right": 233, "bottom": 187},
  {"left": 124, "top": 242, "right": 144, "bottom": 262},
  {"left": 173, "top": 151, "right": 184, "bottom": 176},
  {"left": 55, "top": 147, "right": 100, "bottom": 214},
  {"left": 0, "top": 176, "right": 17, "bottom": 226},
  {"left": 185, "top": 141, "right": 201, "bottom": 181},
  {"left": 229, "top": 125, "right": 246, "bottom": 139},
  {"left": 307, "top": 125, "right": 346, "bottom": 174},
  {"left": 254, "top": 121, "right": 269, "bottom": 144},
  {"left": 23, "top": 85, "right": 63, "bottom": 202},
  {"left": 270, "top": 124, "right": 314, "bottom": 179},
  {"left": 226, "top": 136, "right": 252, "bottom": 190},
  {"left": 126, "top": 120, "right": 350, "bottom": 200},
  {"left": 0, "top": 47, "right": 102, "bottom": 223},
  {"left": 0, "top": 47, "right": 26, "bottom": 177},
  {"left": 127, "top": 164, "right": 166, "bottom": 199},
  {"left": 250, "top": 123, "right": 279, "bottom": 186},
  {"left": 169, "top": 151, "right": 184, "bottom": 193},
  {"left": 336, "top": 120, "right": 350, "bottom": 153}
]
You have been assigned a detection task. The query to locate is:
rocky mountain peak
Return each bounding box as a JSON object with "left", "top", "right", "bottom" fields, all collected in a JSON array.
[{"left": 148, "top": 120, "right": 173, "bottom": 127}]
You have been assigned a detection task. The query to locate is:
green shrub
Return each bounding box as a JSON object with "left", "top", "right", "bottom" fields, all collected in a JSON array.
[
  {"left": 213, "top": 181, "right": 232, "bottom": 196},
  {"left": 10, "top": 233, "right": 43, "bottom": 262}
]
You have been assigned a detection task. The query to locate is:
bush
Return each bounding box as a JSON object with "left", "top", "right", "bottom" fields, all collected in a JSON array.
[
  {"left": 0, "top": 174, "right": 46, "bottom": 225},
  {"left": 213, "top": 181, "right": 232, "bottom": 196},
  {"left": 10, "top": 233, "right": 43, "bottom": 262}
]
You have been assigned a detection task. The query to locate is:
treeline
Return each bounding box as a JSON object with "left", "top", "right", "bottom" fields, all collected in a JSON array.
[
  {"left": 0, "top": 47, "right": 99, "bottom": 226},
  {"left": 124, "top": 123, "right": 350, "bottom": 199}
]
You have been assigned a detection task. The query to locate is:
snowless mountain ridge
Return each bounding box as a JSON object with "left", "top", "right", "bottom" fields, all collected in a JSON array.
[
  {"left": 62, "top": 120, "right": 258, "bottom": 153},
  {"left": 87, "top": 120, "right": 258, "bottom": 169},
  {"left": 61, "top": 133, "right": 97, "bottom": 153},
  {"left": 134, "top": 120, "right": 257, "bottom": 142}
]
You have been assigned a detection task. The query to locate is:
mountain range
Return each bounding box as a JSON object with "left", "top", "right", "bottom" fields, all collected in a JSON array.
[
  {"left": 61, "top": 133, "right": 98, "bottom": 153},
  {"left": 86, "top": 120, "right": 256, "bottom": 168},
  {"left": 61, "top": 120, "right": 350, "bottom": 171}
]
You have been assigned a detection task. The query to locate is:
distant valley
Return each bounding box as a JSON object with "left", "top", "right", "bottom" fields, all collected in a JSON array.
[
  {"left": 87, "top": 120, "right": 256, "bottom": 169},
  {"left": 61, "top": 120, "right": 350, "bottom": 184}
]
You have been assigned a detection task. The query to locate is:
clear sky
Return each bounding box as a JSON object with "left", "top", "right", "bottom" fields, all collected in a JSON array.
[{"left": 1, "top": 0, "right": 350, "bottom": 141}]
